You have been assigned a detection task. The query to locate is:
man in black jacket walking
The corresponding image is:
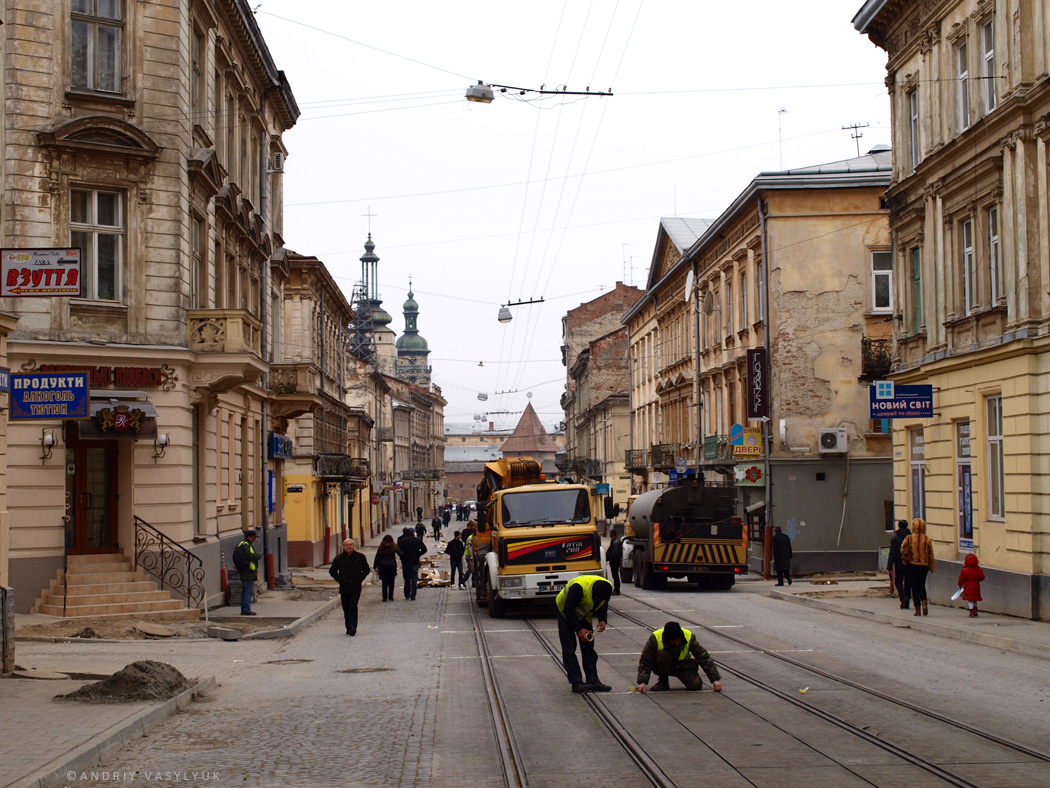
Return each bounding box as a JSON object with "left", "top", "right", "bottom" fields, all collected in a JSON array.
[
  {"left": 445, "top": 531, "right": 466, "bottom": 589},
  {"left": 329, "top": 539, "right": 371, "bottom": 636},
  {"left": 399, "top": 530, "right": 428, "bottom": 600},
  {"left": 232, "top": 529, "right": 259, "bottom": 615},
  {"left": 772, "top": 527, "right": 793, "bottom": 586},
  {"left": 888, "top": 519, "right": 912, "bottom": 609},
  {"left": 607, "top": 529, "right": 623, "bottom": 595}
]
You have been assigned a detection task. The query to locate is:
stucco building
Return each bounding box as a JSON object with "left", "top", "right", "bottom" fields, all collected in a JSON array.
[{"left": 856, "top": 0, "right": 1050, "bottom": 618}]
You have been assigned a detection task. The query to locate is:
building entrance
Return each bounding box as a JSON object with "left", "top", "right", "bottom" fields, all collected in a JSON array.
[{"left": 64, "top": 434, "right": 119, "bottom": 554}]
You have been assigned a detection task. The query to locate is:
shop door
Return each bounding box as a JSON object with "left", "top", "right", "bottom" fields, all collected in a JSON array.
[{"left": 65, "top": 437, "right": 119, "bottom": 554}]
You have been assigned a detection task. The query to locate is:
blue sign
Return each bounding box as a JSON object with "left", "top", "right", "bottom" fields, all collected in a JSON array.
[
  {"left": 10, "top": 372, "right": 89, "bottom": 419},
  {"left": 667, "top": 470, "right": 678, "bottom": 483},
  {"left": 268, "top": 432, "right": 294, "bottom": 459},
  {"left": 0, "top": 366, "right": 9, "bottom": 393},
  {"left": 729, "top": 423, "right": 744, "bottom": 446},
  {"left": 595, "top": 483, "right": 610, "bottom": 495},
  {"left": 268, "top": 470, "right": 276, "bottom": 514},
  {"left": 869, "top": 381, "right": 933, "bottom": 419}
]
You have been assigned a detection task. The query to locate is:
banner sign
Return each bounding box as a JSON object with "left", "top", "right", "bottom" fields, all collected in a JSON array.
[
  {"left": 595, "top": 483, "right": 610, "bottom": 494},
  {"left": 0, "top": 366, "right": 9, "bottom": 393},
  {"left": 731, "top": 425, "right": 763, "bottom": 458},
  {"left": 268, "top": 432, "right": 294, "bottom": 459},
  {"left": 746, "top": 348, "right": 769, "bottom": 420},
  {"left": 2, "top": 248, "right": 82, "bottom": 297},
  {"left": 734, "top": 463, "right": 765, "bottom": 486},
  {"left": 10, "top": 372, "right": 90, "bottom": 419},
  {"left": 869, "top": 381, "right": 934, "bottom": 418}
]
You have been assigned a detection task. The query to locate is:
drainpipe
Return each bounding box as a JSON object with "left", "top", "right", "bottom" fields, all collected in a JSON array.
[
  {"left": 759, "top": 197, "right": 773, "bottom": 580},
  {"left": 692, "top": 257, "right": 703, "bottom": 480}
]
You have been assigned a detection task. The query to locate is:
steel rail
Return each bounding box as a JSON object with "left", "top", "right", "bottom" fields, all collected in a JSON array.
[
  {"left": 468, "top": 596, "right": 528, "bottom": 788},
  {"left": 617, "top": 595, "right": 1050, "bottom": 765},
  {"left": 520, "top": 617, "right": 678, "bottom": 788}
]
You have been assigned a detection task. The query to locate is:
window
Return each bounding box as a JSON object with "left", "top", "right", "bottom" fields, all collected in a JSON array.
[
  {"left": 981, "top": 19, "right": 996, "bottom": 114},
  {"left": 714, "top": 290, "right": 721, "bottom": 343},
  {"left": 191, "top": 215, "right": 205, "bottom": 308},
  {"left": 871, "top": 250, "right": 892, "bottom": 312},
  {"left": 907, "top": 89, "right": 920, "bottom": 169},
  {"left": 191, "top": 27, "right": 205, "bottom": 126},
  {"left": 909, "top": 428, "right": 926, "bottom": 521},
  {"left": 986, "top": 395, "right": 1004, "bottom": 520},
  {"left": 70, "top": 188, "right": 122, "bottom": 301},
  {"left": 961, "top": 218, "right": 975, "bottom": 314},
  {"left": 957, "top": 420, "right": 974, "bottom": 547},
  {"left": 739, "top": 271, "right": 748, "bottom": 327},
  {"left": 910, "top": 246, "right": 922, "bottom": 333},
  {"left": 988, "top": 206, "right": 1000, "bottom": 304},
  {"left": 956, "top": 39, "right": 970, "bottom": 131},
  {"left": 71, "top": 0, "right": 122, "bottom": 93},
  {"left": 725, "top": 281, "right": 733, "bottom": 336},
  {"left": 756, "top": 259, "right": 766, "bottom": 320}
]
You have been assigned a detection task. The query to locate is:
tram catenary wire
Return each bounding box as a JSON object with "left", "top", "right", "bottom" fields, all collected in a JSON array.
[{"left": 612, "top": 597, "right": 1050, "bottom": 788}]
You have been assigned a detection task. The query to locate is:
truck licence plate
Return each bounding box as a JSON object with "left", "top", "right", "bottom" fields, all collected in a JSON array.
[{"left": 537, "top": 582, "right": 565, "bottom": 594}]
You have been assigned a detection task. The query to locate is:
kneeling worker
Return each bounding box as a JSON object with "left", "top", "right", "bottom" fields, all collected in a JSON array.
[
  {"left": 636, "top": 621, "right": 723, "bottom": 693},
  {"left": 556, "top": 574, "right": 614, "bottom": 694}
]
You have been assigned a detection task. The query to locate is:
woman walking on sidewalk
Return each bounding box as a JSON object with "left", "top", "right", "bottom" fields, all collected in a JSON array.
[
  {"left": 902, "top": 518, "right": 935, "bottom": 616},
  {"left": 373, "top": 534, "right": 401, "bottom": 602}
]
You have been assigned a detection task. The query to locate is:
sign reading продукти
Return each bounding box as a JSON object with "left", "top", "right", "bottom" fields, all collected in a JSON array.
[
  {"left": 1, "top": 249, "right": 82, "bottom": 297},
  {"left": 10, "top": 372, "right": 90, "bottom": 419},
  {"left": 868, "top": 380, "right": 934, "bottom": 419}
]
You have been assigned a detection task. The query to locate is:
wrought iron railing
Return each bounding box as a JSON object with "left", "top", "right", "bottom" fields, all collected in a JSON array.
[
  {"left": 134, "top": 516, "right": 205, "bottom": 611},
  {"left": 861, "top": 337, "right": 893, "bottom": 379},
  {"left": 316, "top": 454, "right": 370, "bottom": 479},
  {"left": 650, "top": 444, "right": 677, "bottom": 469},
  {"left": 703, "top": 434, "right": 733, "bottom": 461},
  {"left": 625, "top": 449, "right": 647, "bottom": 471},
  {"left": 584, "top": 459, "right": 603, "bottom": 478}
]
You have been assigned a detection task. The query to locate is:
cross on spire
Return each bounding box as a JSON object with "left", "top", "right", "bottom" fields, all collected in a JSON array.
[{"left": 362, "top": 206, "right": 378, "bottom": 233}]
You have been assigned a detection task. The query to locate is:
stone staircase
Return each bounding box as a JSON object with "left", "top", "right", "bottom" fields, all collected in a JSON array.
[{"left": 30, "top": 553, "right": 200, "bottom": 619}]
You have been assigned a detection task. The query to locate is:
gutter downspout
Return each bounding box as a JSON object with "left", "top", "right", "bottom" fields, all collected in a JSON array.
[
  {"left": 259, "top": 130, "right": 274, "bottom": 590},
  {"left": 692, "top": 257, "right": 703, "bottom": 480},
  {"left": 759, "top": 197, "right": 774, "bottom": 581}
]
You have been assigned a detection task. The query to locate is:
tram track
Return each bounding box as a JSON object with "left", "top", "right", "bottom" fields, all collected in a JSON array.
[{"left": 613, "top": 594, "right": 1050, "bottom": 788}]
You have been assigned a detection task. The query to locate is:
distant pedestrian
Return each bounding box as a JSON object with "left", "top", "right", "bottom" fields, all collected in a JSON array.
[
  {"left": 555, "top": 575, "right": 614, "bottom": 694},
  {"left": 416, "top": 506, "right": 423, "bottom": 522},
  {"left": 431, "top": 514, "right": 442, "bottom": 540},
  {"left": 415, "top": 520, "right": 426, "bottom": 541},
  {"left": 636, "top": 621, "right": 723, "bottom": 693},
  {"left": 399, "top": 529, "right": 428, "bottom": 600},
  {"left": 372, "top": 534, "right": 402, "bottom": 602},
  {"left": 607, "top": 529, "right": 623, "bottom": 595},
  {"left": 772, "top": 526, "right": 793, "bottom": 586},
  {"left": 902, "top": 517, "right": 935, "bottom": 616},
  {"left": 957, "top": 554, "right": 985, "bottom": 617},
  {"left": 442, "top": 507, "right": 451, "bottom": 530},
  {"left": 232, "top": 529, "right": 259, "bottom": 616},
  {"left": 463, "top": 530, "right": 474, "bottom": 588},
  {"left": 445, "top": 531, "right": 466, "bottom": 588},
  {"left": 329, "top": 539, "right": 371, "bottom": 636},
  {"left": 889, "top": 519, "right": 912, "bottom": 609}
]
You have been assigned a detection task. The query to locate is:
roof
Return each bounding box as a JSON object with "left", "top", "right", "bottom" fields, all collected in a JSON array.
[
  {"left": 852, "top": 0, "right": 888, "bottom": 33},
  {"left": 444, "top": 446, "right": 502, "bottom": 463},
  {"left": 500, "top": 403, "right": 560, "bottom": 454},
  {"left": 660, "top": 217, "right": 713, "bottom": 252}
]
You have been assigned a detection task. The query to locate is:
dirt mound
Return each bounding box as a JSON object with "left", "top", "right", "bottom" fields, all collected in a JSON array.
[{"left": 59, "top": 660, "right": 192, "bottom": 703}]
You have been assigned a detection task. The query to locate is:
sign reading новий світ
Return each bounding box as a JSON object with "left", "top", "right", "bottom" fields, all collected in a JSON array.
[{"left": 868, "top": 381, "right": 933, "bottom": 419}]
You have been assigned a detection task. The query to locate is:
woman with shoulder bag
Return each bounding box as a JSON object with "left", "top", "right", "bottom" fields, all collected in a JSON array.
[
  {"left": 372, "top": 534, "right": 402, "bottom": 602},
  {"left": 902, "top": 517, "right": 935, "bottom": 616}
]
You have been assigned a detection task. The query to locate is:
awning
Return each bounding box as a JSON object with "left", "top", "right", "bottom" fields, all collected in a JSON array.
[{"left": 75, "top": 390, "right": 159, "bottom": 440}]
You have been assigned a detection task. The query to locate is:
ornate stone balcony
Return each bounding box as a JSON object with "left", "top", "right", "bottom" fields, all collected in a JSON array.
[
  {"left": 625, "top": 449, "right": 648, "bottom": 472},
  {"left": 650, "top": 444, "right": 677, "bottom": 470},
  {"left": 269, "top": 363, "right": 323, "bottom": 425},
  {"left": 188, "top": 309, "right": 262, "bottom": 356}
]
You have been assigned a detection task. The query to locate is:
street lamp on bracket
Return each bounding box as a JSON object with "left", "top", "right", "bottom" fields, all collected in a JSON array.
[
  {"left": 466, "top": 81, "right": 613, "bottom": 103},
  {"left": 497, "top": 297, "right": 544, "bottom": 324}
]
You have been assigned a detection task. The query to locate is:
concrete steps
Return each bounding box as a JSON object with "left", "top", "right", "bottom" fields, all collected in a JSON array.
[{"left": 30, "top": 553, "right": 200, "bottom": 620}]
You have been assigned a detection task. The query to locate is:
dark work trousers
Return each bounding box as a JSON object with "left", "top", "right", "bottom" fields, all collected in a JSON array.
[
  {"left": 609, "top": 561, "right": 622, "bottom": 594},
  {"left": 403, "top": 564, "right": 420, "bottom": 599},
  {"left": 448, "top": 558, "right": 464, "bottom": 587},
  {"left": 893, "top": 561, "right": 911, "bottom": 606},
  {"left": 653, "top": 649, "right": 702, "bottom": 691},
  {"left": 556, "top": 614, "right": 599, "bottom": 686},
  {"left": 906, "top": 564, "right": 929, "bottom": 606},
  {"left": 775, "top": 563, "right": 792, "bottom": 585},
  {"left": 378, "top": 566, "right": 397, "bottom": 601},
  {"left": 462, "top": 557, "right": 473, "bottom": 587},
  {"left": 340, "top": 588, "right": 362, "bottom": 633}
]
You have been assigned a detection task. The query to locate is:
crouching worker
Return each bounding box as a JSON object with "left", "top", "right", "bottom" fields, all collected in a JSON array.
[{"left": 636, "top": 621, "right": 723, "bottom": 693}]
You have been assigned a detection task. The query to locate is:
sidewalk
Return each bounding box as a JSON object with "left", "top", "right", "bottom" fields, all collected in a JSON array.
[{"left": 737, "top": 573, "right": 1050, "bottom": 661}]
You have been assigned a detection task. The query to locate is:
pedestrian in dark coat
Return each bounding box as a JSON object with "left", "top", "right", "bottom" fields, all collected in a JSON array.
[
  {"left": 416, "top": 506, "right": 423, "bottom": 522},
  {"left": 902, "top": 517, "right": 935, "bottom": 616},
  {"left": 889, "top": 519, "right": 912, "bottom": 609},
  {"left": 431, "top": 514, "right": 442, "bottom": 540},
  {"left": 232, "top": 529, "right": 260, "bottom": 615},
  {"left": 444, "top": 531, "right": 466, "bottom": 588},
  {"left": 415, "top": 520, "right": 426, "bottom": 541},
  {"left": 607, "top": 529, "right": 623, "bottom": 595},
  {"left": 772, "top": 527, "right": 793, "bottom": 585},
  {"left": 329, "top": 538, "right": 371, "bottom": 636},
  {"left": 957, "top": 554, "right": 985, "bottom": 617},
  {"left": 372, "top": 534, "right": 402, "bottom": 602},
  {"left": 399, "top": 531, "right": 428, "bottom": 600}
]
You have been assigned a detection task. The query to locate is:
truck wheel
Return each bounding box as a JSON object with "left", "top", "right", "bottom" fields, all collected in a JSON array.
[
  {"left": 488, "top": 589, "right": 507, "bottom": 618},
  {"left": 476, "top": 582, "right": 488, "bottom": 608},
  {"left": 640, "top": 561, "right": 657, "bottom": 590},
  {"left": 620, "top": 566, "right": 634, "bottom": 584}
]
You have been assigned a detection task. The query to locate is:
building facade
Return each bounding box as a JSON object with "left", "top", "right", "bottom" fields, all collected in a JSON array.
[{"left": 856, "top": 0, "right": 1050, "bottom": 618}]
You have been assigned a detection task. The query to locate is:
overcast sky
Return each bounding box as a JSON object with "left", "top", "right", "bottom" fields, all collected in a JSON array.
[{"left": 254, "top": 1, "right": 890, "bottom": 432}]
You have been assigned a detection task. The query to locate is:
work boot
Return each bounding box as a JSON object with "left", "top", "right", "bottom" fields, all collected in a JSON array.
[
  {"left": 589, "top": 681, "right": 612, "bottom": 692},
  {"left": 571, "top": 682, "right": 589, "bottom": 694},
  {"left": 922, "top": 600, "right": 929, "bottom": 616},
  {"left": 651, "top": 679, "right": 670, "bottom": 692},
  {"left": 913, "top": 607, "right": 921, "bottom": 616}
]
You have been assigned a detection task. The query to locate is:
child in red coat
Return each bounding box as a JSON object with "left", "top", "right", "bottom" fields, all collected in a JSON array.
[{"left": 958, "top": 554, "right": 985, "bottom": 617}]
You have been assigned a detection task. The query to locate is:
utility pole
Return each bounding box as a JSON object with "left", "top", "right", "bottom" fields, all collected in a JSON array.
[{"left": 842, "top": 123, "right": 869, "bottom": 157}]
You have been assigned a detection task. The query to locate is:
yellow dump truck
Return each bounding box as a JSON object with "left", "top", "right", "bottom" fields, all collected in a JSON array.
[{"left": 470, "top": 456, "right": 606, "bottom": 617}]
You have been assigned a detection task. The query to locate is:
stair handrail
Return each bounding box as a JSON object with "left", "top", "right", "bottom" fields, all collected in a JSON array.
[{"left": 134, "top": 516, "right": 206, "bottom": 615}]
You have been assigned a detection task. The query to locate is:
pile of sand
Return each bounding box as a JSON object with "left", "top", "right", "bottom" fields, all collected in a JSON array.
[{"left": 58, "top": 660, "right": 192, "bottom": 703}]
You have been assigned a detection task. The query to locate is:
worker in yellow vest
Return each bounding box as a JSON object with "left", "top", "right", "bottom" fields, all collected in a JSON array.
[
  {"left": 636, "top": 621, "right": 722, "bottom": 693},
  {"left": 555, "top": 574, "right": 614, "bottom": 694}
]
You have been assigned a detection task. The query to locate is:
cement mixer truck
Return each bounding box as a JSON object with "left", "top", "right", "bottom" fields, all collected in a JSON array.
[
  {"left": 470, "top": 456, "right": 606, "bottom": 617},
  {"left": 624, "top": 478, "right": 744, "bottom": 590}
]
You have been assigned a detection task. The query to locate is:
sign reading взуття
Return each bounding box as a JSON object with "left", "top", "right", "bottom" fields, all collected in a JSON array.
[
  {"left": 10, "top": 372, "right": 90, "bottom": 419},
  {"left": 868, "top": 380, "right": 933, "bottom": 419}
]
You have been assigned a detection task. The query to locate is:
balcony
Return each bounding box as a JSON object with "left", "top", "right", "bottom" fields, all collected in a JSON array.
[
  {"left": 316, "top": 454, "right": 369, "bottom": 481},
  {"left": 650, "top": 444, "right": 677, "bottom": 470},
  {"left": 269, "top": 363, "right": 323, "bottom": 425},
  {"left": 377, "top": 426, "right": 394, "bottom": 442},
  {"left": 584, "top": 459, "right": 603, "bottom": 479},
  {"left": 625, "top": 449, "right": 647, "bottom": 472},
  {"left": 703, "top": 434, "right": 733, "bottom": 463},
  {"left": 860, "top": 337, "right": 892, "bottom": 381},
  {"left": 188, "top": 309, "right": 262, "bottom": 356}
]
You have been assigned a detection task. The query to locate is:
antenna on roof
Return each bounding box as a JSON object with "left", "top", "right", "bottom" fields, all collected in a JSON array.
[{"left": 842, "top": 122, "right": 869, "bottom": 158}]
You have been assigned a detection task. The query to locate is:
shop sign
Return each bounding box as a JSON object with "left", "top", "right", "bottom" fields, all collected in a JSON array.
[
  {"left": 734, "top": 463, "right": 765, "bottom": 486},
  {"left": 268, "top": 432, "right": 294, "bottom": 459},
  {"left": 286, "top": 484, "right": 305, "bottom": 494},
  {"left": 32, "top": 363, "right": 173, "bottom": 389},
  {"left": 268, "top": 471, "right": 276, "bottom": 514},
  {"left": 0, "top": 366, "right": 9, "bottom": 393},
  {"left": 746, "top": 348, "right": 769, "bottom": 420},
  {"left": 869, "top": 381, "right": 933, "bottom": 418},
  {"left": 10, "top": 372, "right": 90, "bottom": 419},
  {"left": 730, "top": 424, "right": 763, "bottom": 458},
  {"left": 97, "top": 404, "right": 145, "bottom": 433},
  {"left": 595, "top": 483, "right": 610, "bottom": 494},
  {"left": 1, "top": 248, "right": 82, "bottom": 297}
]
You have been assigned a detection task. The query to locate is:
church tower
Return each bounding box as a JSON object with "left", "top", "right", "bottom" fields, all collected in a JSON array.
[
  {"left": 395, "top": 280, "right": 432, "bottom": 386},
  {"left": 348, "top": 234, "right": 397, "bottom": 374}
]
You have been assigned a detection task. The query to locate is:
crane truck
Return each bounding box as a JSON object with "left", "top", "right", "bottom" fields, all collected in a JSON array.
[{"left": 469, "top": 456, "right": 606, "bottom": 617}]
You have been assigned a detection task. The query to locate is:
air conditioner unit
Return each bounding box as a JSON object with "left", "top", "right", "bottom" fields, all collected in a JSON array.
[
  {"left": 818, "top": 428, "right": 848, "bottom": 454},
  {"left": 270, "top": 152, "right": 284, "bottom": 172}
]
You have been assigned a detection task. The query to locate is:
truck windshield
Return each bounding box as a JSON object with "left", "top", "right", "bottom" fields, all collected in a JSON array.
[{"left": 501, "top": 488, "right": 590, "bottom": 527}]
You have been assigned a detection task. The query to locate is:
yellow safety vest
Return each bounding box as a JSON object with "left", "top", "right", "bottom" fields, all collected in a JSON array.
[
  {"left": 237, "top": 540, "right": 257, "bottom": 571},
  {"left": 654, "top": 626, "right": 692, "bottom": 661},
  {"left": 556, "top": 575, "right": 610, "bottom": 623}
]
